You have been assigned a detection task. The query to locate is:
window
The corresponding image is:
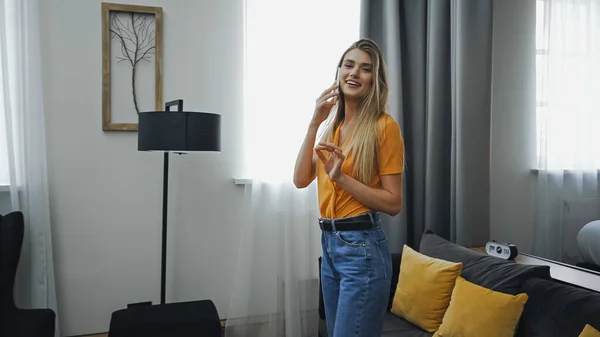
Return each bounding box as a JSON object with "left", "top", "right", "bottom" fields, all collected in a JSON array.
[
  {"left": 243, "top": 0, "right": 361, "bottom": 182},
  {"left": 0, "top": 40, "right": 9, "bottom": 187},
  {"left": 535, "top": 0, "right": 600, "bottom": 170}
]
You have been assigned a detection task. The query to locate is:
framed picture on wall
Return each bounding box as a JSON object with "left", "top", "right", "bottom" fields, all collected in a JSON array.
[{"left": 101, "top": 2, "right": 163, "bottom": 131}]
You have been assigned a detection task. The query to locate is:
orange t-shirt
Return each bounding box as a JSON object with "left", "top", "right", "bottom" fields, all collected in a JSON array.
[{"left": 316, "top": 113, "right": 405, "bottom": 219}]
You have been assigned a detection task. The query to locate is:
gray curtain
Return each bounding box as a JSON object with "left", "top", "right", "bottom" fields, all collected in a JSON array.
[{"left": 361, "top": 0, "right": 493, "bottom": 251}]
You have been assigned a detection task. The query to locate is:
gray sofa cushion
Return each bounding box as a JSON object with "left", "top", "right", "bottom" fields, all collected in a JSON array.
[
  {"left": 382, "top": 313, "right": 432, "bottom": 337},
  {"left": 319, "top": 313, "right": 432, "bottom": 337},
  {"left": 515, "top": 277, "right": 600, "bottom": 337},
  {"left": 418, "top": 230, "right": 551, "bottom": 295}
]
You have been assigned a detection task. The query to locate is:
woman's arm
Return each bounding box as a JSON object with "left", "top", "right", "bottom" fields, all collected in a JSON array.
[
  {"left": 334, "top": 173, "right": 403, "bottom": 216},
  {"left": 294, "top": 82, "right": 339, "bottom": 188},
  {"left": 293, "top": 123, "right": 319, "bottom": 188}
]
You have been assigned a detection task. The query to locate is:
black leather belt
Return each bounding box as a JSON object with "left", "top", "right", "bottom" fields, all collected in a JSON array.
[{"left": 318, "top": 212, "right": 377, "bottom": 232}]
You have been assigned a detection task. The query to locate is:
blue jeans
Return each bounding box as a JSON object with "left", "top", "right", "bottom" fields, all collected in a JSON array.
[{"left": 320, "top": 212, "right": 392, "bottom": 337}]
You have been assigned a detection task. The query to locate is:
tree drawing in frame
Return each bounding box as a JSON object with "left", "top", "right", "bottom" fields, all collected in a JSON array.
[
  {"left": 111, "top": 9, "right": 155, "bottom": 114},
  {"left": 102, "top": 3, "right": 163, "bottom": 131}
]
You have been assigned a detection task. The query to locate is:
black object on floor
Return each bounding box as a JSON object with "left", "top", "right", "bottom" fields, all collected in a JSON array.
[
  {"left": 108, "top": 299, "right": 221, "bottom": 337},
  {"left": 1, "top": 211, "right": 56, "bottom": 337}
]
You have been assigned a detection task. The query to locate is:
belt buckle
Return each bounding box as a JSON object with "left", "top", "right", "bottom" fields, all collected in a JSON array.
[{"left": 318, "top": 219, "right": 332, "bottom": 232}]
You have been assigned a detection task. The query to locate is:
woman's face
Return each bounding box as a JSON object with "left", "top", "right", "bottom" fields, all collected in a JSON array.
[{"left": 339, "top": 48, "right": 373, "bottom": 101}]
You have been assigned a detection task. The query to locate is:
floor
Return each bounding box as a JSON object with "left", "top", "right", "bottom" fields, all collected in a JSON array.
[
  {"left": 76, "top": 327, "right": 226, "bottom": 337},
  {"left": 79, "top": 332, "right": 225, "bottom": 337}
]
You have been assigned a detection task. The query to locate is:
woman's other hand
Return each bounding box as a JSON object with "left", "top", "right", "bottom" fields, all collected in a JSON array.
[{"left": 315, "top": 142, "right": 345, "bottom": 183}]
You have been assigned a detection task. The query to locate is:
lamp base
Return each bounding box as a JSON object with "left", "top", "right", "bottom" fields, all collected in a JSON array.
[{"left": 108, "top": 300, "right": 221, "bottom": 337}]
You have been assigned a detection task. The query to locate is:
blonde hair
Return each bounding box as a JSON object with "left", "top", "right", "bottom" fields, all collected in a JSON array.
[{"left": 320, "top": 39, "right": 389, "bottom": 185}]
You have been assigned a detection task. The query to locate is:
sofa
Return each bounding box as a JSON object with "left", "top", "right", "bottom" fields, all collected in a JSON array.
[{"left": 318, "top": 230, "right": 600, "bottom": 337}]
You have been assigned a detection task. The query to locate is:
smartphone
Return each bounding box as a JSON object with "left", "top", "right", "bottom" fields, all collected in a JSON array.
[{"left": 335, "top": 66, "right": 341, "bottom": 91}]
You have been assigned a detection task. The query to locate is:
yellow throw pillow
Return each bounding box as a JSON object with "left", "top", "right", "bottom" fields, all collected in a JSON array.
[
  {"left": 390, "top": 245, "right": 463, "bottom": 332},
  {"left": 580, "top": 324, "right": 600, "bottom": 337},
  {"left": 433, "top": 276, "right": 528, "bottom": 337}
]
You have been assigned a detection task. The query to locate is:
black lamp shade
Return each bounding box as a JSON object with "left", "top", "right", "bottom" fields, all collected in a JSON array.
[{"left": 138, "top": 104, "right": 221, "bottom": 152}]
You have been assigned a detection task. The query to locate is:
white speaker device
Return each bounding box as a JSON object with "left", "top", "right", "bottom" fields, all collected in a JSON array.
[{"left": 485, "top": 240, "right": 518, "bottom": 260}]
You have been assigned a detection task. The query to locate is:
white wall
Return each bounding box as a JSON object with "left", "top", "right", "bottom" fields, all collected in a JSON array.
[
  {"left": 39, "top": 0, "right": 245, "bottom": 335},
  {"left": 490, "top": 0, "right": 538, "bottom": 253}
]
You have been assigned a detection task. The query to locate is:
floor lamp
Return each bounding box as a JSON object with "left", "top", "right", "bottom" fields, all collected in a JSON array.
[{"left": 137, "top": 99, "right": 221, "bottom": 304}]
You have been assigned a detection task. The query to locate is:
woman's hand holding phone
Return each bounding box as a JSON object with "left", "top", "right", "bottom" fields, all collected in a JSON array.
[
  {"left": 311, "top": 82, "right": 339, "bottom": 127},
  {"left": 310, "top": 67, "right": 341, "bottom": 128}
]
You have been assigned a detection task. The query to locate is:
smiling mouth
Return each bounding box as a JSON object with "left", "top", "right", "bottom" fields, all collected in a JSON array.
[{"left": 346, "top": 80, "right": 360, "bottom": 88}]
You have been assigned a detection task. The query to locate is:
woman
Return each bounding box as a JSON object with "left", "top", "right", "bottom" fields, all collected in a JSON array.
[{"left": 293, "top": 39, "right": 405, "bottom": 337}]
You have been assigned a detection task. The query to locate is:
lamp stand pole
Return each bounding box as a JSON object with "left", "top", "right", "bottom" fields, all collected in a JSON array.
[
  {"left": 161, "top": 151, "right": 169, "bottom": 305},
  {"left": 159, "top": 100, "right": 183, "bottom": 305}
]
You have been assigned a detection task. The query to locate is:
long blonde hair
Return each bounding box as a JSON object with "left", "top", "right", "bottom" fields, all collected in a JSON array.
[{"left": 320, "top": 39, "right": 389, "bottom": 185}]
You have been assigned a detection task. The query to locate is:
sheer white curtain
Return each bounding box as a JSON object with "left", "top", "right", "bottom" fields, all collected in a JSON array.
[
  {"left": 225, "top": 1, "right": 360, "bottom": 336},
  {"left": 534, "top": 0, "right": 600, "bottom": 263},
  {"left": 0, "top": 0, "right": 59, "bottom": 335}
]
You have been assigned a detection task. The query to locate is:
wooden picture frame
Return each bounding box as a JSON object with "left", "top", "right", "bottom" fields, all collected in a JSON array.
[{"left": 101, "top": 2, "right": 163, "bottom": 131}]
